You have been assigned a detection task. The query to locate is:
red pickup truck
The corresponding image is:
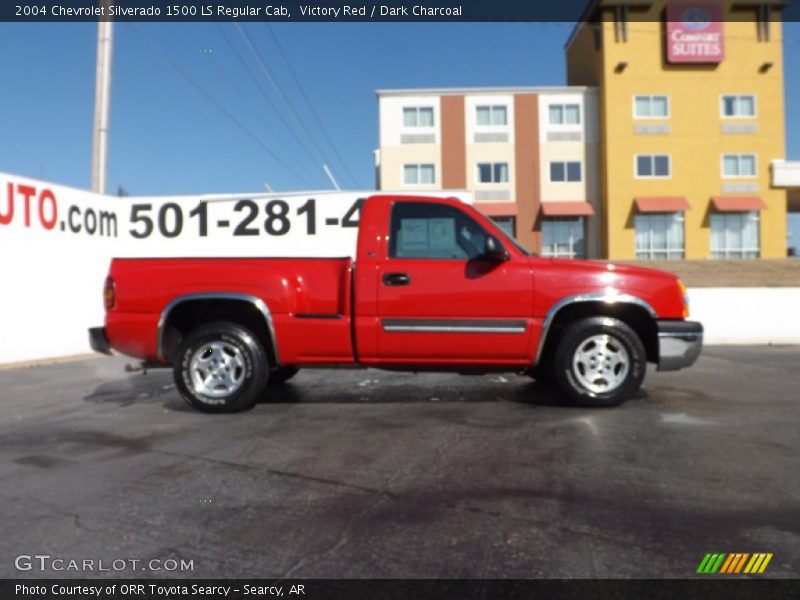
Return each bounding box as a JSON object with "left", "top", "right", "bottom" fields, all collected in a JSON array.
[{"left": 89, "top": 194, "right": 702, "bottom": 413}]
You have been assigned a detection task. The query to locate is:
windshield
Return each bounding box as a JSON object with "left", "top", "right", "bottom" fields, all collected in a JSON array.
[{"left": 493, "top": 224, "right": 531, "bottom": 257}]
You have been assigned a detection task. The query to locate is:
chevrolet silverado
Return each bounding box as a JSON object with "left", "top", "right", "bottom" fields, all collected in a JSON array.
[{"left": 89, "top": 194, "right": 703, "bottom": 412}]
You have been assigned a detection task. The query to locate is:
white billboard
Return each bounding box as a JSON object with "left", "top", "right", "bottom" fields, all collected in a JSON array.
[{"left": 0, "top": 171, "right": 471, "bottom": 363}]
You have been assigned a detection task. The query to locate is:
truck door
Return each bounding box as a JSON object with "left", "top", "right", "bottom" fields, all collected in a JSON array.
[{"left": 374, "top": 201, "right": 534, "bottom": 365}]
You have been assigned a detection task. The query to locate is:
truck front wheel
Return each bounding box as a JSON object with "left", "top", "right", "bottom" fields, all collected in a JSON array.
[
  {"left": 553, "top": 317, "right": 646, "bottom": 408},
  {"left": 268, "top": 366, "right": 299, "bottom": 386},
  {"left": 174, "top": 321, "right": 269, "bottom": 413}
]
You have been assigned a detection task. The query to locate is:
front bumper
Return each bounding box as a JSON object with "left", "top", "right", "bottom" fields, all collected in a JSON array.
[
  {"left": 89, "top": 327, "right": 112, "bottom": 355},
  {"left": 657, "top": 320, "right": 703, "bottom": 371}
]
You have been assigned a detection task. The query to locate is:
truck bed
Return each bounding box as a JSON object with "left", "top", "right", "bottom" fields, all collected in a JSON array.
[{"left": 105, "top": 257, "right": 354, "bottom": 363}]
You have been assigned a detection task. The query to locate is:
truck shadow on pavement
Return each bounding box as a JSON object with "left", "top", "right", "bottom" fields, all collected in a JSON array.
[
  {"left": 258, "top": 378, "right": 575, "bottom": 408},
  {"left": 83, "top": 370, "right": 631, "bottom": 411},
  {"left": 84, "top": 370, "right": 189, "bottom": 411}
]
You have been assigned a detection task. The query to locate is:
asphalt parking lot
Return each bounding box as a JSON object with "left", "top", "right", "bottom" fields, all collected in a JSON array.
[{"left": 1, "top": 347, "right": 798, "bottom": 579}]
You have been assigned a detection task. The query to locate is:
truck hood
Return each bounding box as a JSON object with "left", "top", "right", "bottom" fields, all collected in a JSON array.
[
  {"left": 540, "top": 258, "right": 678, "bottom": 281},
  {"left": 530, "top": 258, "right": 685, "bottom": 319}
]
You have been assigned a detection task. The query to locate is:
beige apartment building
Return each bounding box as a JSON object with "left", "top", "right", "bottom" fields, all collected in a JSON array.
[{"left": 376, "top": 87, "right": 601, "bottom": 257}]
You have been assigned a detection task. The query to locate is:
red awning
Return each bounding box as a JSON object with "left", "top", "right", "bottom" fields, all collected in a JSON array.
[
  {"left": 635, "top": 196, "right": 691, "bottom": 212},
  {"left": 712, "top": 196, "right": 767, "bottom": 212},
  {"left": 474, "top": 202, "right": 518, "bottom": 216},
  {"left": 540, "top": 201, "right": 594, "bottom": 216}
]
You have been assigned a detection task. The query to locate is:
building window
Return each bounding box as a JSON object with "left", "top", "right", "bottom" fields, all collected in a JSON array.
[
  {"left": 634, "top": 95, "right": 669, "bottom": 118},
  {"left": 635, "top": 213, "right": 685, "bottom": 259},
  {"left": 722, "top": 154, "right": 757, "bottom": 178},
  {"left": 548, "top": 104, "right": 581, "bottom": 125},
  {"left": 710, "top": 212, "right": 760, "bottom": 258},
  {"left": 635, "top": 154, "right": 671, "bottom": 178},
  {"left": 476, "top": 105, "right": 507, "bottom": 126},
  {"left": 721, "top": 95, "right": 756, "bottom": 118},
  {"left": 541, "top": 217, "right": 586, "bottom": 258},
  {"left": 403, "top": 107, "right": 434, "bottom": 128},
  {"left": 477, "top": 162, "right": 509, "bottom": 183},
  {"left": 550, "top": 161, "right": 582, "bottom": 182},
  {"left": 403, "top": 164, "right": 435, "bottom": 185},
  {"left": 491, "top": 216, "right": 516, "bottom": 238}
]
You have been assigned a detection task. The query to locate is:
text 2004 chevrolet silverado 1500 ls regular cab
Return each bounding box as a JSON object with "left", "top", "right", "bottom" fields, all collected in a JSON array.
[{"left": 89, "top": 195, "right": 703, "bottom": 413}]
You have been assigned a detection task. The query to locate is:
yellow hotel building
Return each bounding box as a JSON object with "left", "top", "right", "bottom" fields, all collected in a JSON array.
[
  {"left": 568, "top": 0, "right": 787, "bottom": 259},
  {"left": 377, "top": 0, "right": 794, "bottom": 260}
]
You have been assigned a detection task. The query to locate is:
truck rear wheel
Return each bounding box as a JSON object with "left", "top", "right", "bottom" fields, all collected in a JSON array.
[
  {"left": 174, "top": 321, "right": 269, "bottom": 413},
  {"left": 553, "top": 317, "right": 646, "bottom": 408}
]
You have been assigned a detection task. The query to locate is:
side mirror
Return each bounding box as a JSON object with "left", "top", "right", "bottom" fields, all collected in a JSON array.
[{"left": 484, "top": 235, "right": 510, "bottom": 262}]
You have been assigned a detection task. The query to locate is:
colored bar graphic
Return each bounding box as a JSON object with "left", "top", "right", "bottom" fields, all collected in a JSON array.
[
  {"left": 734, "top": 553, "right": 750, "bottom": 573},
  {"left": 700, "top": 553, "right": 720, "bottom": 573},
  {"left": 745, "top": 554, "right": 762, "bottom": 574},
  {"left": 721, "top": 553, "right": 739, "bottom": 573},
  {"left": 719, "top": 554, "right": 736, "bottom": 573},
  {"left": 701, "top": 552, "right": 774, "bottom": 575},
  {"left": 697, "top": 553, "right": 713, "bottom": 574},
  {"left": 705, "top": 554, "right": 718, "bottom": 574},
  {"left": 711, "top": 553, "right": 726, "bottom": 573},
  {"left": 758, "top": 554, "right": 773, "bottom": 574},
  {"left": 698, "top": 553, "right": 727, "bottom": 574}
]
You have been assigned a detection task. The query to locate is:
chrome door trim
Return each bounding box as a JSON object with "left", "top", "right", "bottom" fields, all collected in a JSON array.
[{"left": 382, "top": 319, "right": 527, "bottom": 334}]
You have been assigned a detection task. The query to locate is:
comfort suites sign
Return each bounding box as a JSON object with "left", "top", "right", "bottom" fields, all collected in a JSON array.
[{"left": 666, "top": 1, "right": 725, "bottom": 63}]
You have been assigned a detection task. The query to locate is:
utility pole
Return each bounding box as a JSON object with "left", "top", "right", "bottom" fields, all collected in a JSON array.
[{"left": 91, "top": 11, "right": 113, "bottom": 194}]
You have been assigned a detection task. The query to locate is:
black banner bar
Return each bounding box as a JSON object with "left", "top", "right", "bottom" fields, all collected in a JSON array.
[
  {"left": 3, "top": 579, "right": 800, "bottom": 600},
  {"left": 4, "top": 0, "right": 800, "bottom": 23}
]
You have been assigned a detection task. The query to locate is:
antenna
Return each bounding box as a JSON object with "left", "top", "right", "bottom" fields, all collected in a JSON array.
[{"left": 322, "top": 164, "right": 340, "bottom": 190}]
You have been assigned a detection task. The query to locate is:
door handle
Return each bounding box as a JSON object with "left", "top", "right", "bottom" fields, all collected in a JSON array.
[{"left": 382, "top": 272, "right": 410, "bottom": 286}]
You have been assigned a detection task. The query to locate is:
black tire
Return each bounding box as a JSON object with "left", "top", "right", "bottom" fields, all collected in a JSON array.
[
  {"left": 268, "top": 366, "right": 299, "bottom": 386},
  {"left": 528, "top": 362, "right": 555, "bottom": 385},
  {"left": 553, "top": 317, "right": 646, "bottom": 408},
  {"left": 173, "top": 321, "right": 269, "bottom": 413}
]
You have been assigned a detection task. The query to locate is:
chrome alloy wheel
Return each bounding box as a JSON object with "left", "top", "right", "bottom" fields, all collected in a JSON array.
[
  {"left": 188, "top": 341, "right": 246, "bottom": 398},
  {"left": 571, "top": 334, "right": 630, "bottom": 394}
]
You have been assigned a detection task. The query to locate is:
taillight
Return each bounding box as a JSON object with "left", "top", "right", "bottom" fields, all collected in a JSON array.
[{"left": 103, "top": 276, "right": 115, "bottom": 310}]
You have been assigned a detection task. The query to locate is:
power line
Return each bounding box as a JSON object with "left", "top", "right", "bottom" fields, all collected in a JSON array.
[
  {"left": 214, "top": 23, "right": 327, "bottom": 188},
  {"left": 128, "top": 23, "right": 316, "bottom": 188},
  {"left": 190, "top": 24, "right": 311, "bottom": 181},
  {"left": 234, "top": 22, "right": 348, "bottom": 189},
  {"left": 264, "top": 23, "right": 362, "bottom": 189}
]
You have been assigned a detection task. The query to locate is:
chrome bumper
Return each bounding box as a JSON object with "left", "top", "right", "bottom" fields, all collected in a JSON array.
[
  {"left": 657, "top": 320, "right": 703, "bottom": 371},
  {"left": 89, "top": 327, "right": 112, "bottom": 355}
]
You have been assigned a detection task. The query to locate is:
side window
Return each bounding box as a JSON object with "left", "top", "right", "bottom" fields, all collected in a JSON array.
[{"left": 389, "top": 203, "right": 488, "bottom": 260}]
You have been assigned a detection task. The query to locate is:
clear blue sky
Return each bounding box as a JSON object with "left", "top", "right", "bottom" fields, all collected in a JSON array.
[
  {"left": 0, "top": 22, "right": 584, "bottom": 193},
  {"left": 1, "top": 21, "right": 799, "bottom": 246}
]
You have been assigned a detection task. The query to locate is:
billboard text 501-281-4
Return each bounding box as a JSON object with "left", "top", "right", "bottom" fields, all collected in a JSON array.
[{"left": 127, "top": 197, "right": 363, "bottom": 239}]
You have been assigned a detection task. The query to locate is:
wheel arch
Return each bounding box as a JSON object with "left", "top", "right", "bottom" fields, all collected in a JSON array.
[
  {"left": 157, "top": 293, "right": 280, "bottom": 366},
  {"left": 536, "top": 294, "right": 658, "bottom": 366}
]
